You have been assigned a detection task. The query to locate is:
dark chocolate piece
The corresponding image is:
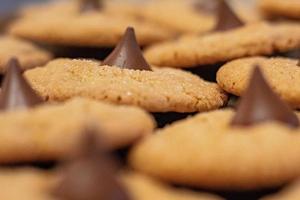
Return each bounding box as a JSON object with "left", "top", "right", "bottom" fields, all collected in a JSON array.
[
  {"left": 53, "top": 128, "right": 130, "bottom": 200},
  {"left": 79, "top": 0, "right": 102, "bottom": 13},
  {"left": 0, "top": 58, "right": 43, "bottom": 111},
  {"left": 231, "top": 66, "right": 299, "bottom": 128},
  {"left": 214, "top": 0, "right": 244, "bottom": 32},
  {"left": 102, "top": 27, "right": 151, "bottom": 71}
]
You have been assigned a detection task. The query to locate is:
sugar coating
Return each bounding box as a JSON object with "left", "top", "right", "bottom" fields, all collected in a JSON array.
[
  {"left": 0, "top": 36, "right": 52, "bottom": 73},
  {"left": 217, "top": 57, "right": 300, "bottom": 109},
  {"left": 144, "top": 22, "right": 300, "bottom": 68},
  {"left": 129, "top": 109, "right": 300, "bottom": 190},
  {"left": 0, "top": 98, "right": 154, "bottom": 163},
  {"left": 24, "top": 59, "right": 227, "bottom": 113},
  {"left": 259, "top": 0, "right": 300, "bottom": 19},
  {"left": 9, "top": 1, "right": 173, "bottom": 47}
]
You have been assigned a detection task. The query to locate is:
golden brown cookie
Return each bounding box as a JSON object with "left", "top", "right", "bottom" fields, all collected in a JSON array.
[
  {"left": 129, "top": 109, "right": 300, "bottom": 190},
  {"left": 24, "top": 59, "right": 227, "bottom": 113},
  {"left": 0, "top": 97, "right": 154, "bottom": 163},
  {"left": 106, "top": 0, "right": 216, "bottom": 35},
  {"left": 0, "top": 168, "right": 54, "bottom": 200},
  {"left": 122, "top": 172, "right": 224, "bottom": 200},
  {"left": 9, "top": 1, "right": 173, "bottom": 47},
  {"left": 0, "top": 168, "right": 223, "bottom": 200},
  {"left": 144, "top": 22, "right": 300, "bottom": 68},
  {"left": 259, "top": 0, "right": 300, "bottom": 19},
  {"left": 217, "top": 57, "right": 300, "bottom": 109},
  {"left": 0, "top": 36, "right": 52, "bottom": 73}
]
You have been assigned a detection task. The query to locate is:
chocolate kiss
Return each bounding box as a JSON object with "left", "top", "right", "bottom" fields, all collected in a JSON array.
[
  {"left": 53, "top": 129, "right": 130, "bottom": 200},
  {"left": 214, "top": 0, "right": 244, "bottom": 32},
  {"left": 231, "top": 66, "right": 299, "bottom": 128},
  {"left": 0, "top": 58, "right": 43, "bottom": 111},
  {"left": 79, "top": 0, "right": 102, "bottom": 13},
  {"left": 102, "top": 27, "right": 152, "bottom": 71}
]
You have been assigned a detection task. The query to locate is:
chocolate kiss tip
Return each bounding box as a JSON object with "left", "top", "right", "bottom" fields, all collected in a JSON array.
[
  {"left": 53, "top": 130, "right": 130, "bottom": 200},
  {"left": 79, "top": 0, "right": 102, "bottom": 13},
  {"left": 102, "top": 27, "right": 152, "bottom": 71},
  {"left": 231, "top": 66, "right": 299, "bottom": 128},
  {"left": 214, "top": 0, "right": 244, "bottom": 32},
  {"left": 0, "top": 58, "right": 43, "bottom": 111}
]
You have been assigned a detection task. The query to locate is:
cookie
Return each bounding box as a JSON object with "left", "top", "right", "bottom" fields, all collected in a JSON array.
[
  {"left": 0, "top": 36, "right": 52, "bottom": 73},
  {"left": 0, "top": 97, "right": 154, "bottom": 163},
  {"left": 122, "top": 172, "right": 224, "bottom": 200},
  {"left": 259, "top": 0, "right": 300, "bottom": 19},
  {"left": 130, "top": 109, "right": 300, "bottom": 190},
  {"left": 9, "top": 1, "right": 173, "bottom": 47},
  {"left": 24, "top": 58, "right": 227, "bottom": 113},
  {"left": 106, "top": 0, "right": 216, "bottom": 35},
  {"left": 0, "top": 168, "right": 223, "bottom": 200},
  {"left": 144, "top": 22, "right": 300, "bottom": 68},
  {"left": 217, "top": 57, "right": 300, "bottom": 109},
  {"left": 0, "top": 168, "right": 54, "bottom": 200},
  {"left": 129, "top": 68, "right": 300, "bottom": 190},
  {"left": 260, "top": 180, "right": 300, "bottom": 200}
]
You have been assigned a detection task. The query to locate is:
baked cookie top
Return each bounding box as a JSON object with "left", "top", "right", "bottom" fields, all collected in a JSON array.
[
  {"left": 9, "top": 1, "right": 173, "bottom": 47},
  {"left": 129, "top": 109, "right": 300, "bottom": 190},
  {"left": 24, "top": 59, "right": 227, "bottom": 113},
  {"left": 0, "top": 97, "right": 154, "bottom": 163},
  {"left": 0, "top": 36, "right": 52, "bottom": 73},
  {"left": 217, "top": 57, "right": 300, "bottom": 109},
  {"left": 259, "top": 0, "right": 300, "bottom": 19},
  {"left": 144, "top": 22, "right": 300, "bottom": 68}
]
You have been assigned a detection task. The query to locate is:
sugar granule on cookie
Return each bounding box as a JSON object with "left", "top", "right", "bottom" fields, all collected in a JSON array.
[
  {"left": 231, "top": 66, "right": 299, "bottom": 128},
  {"left": 102, "top": 27, "right": 151, "bottom": 71},
  {"left": 25, "top": 58, "right": 227, "bottom": 112},
  {"left": 0, "top": 58, "right": 43, "bottom": 111}
]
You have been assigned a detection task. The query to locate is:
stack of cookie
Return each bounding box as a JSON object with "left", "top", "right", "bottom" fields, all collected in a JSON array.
[{"left": 0, "top": 0, "right": 299, "bottom": 199}]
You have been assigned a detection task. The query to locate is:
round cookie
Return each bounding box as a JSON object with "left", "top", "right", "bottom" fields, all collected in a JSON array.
[
  {"left": 0, "top": 36, "right": 52, "bottom": 73},
  {"left": 0, "top": 168, "right": 223, "bottom": 200},
  {"left": 260, "top": 180, "right": 300, "bottom": 200},
  {"left": 217, "top": 57, "right": 300, "bottom": 109},
  {"left": 9, "top": 1, "right": 173, "bottom": 47},
  {"left": 0, "top": 97, "right": 155, "bottom": 163},
  {"left": 24, "top": 59, "right": 227, "bottom": 113},
  {"left": 144, "top": 22, "right": 300, "bottom": 68},
  {"left": 129, "top": 109, "right": 300, "bottom": 190},
  {"left": 259, "top": 0, "right": 300, "bottom": 19}
]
